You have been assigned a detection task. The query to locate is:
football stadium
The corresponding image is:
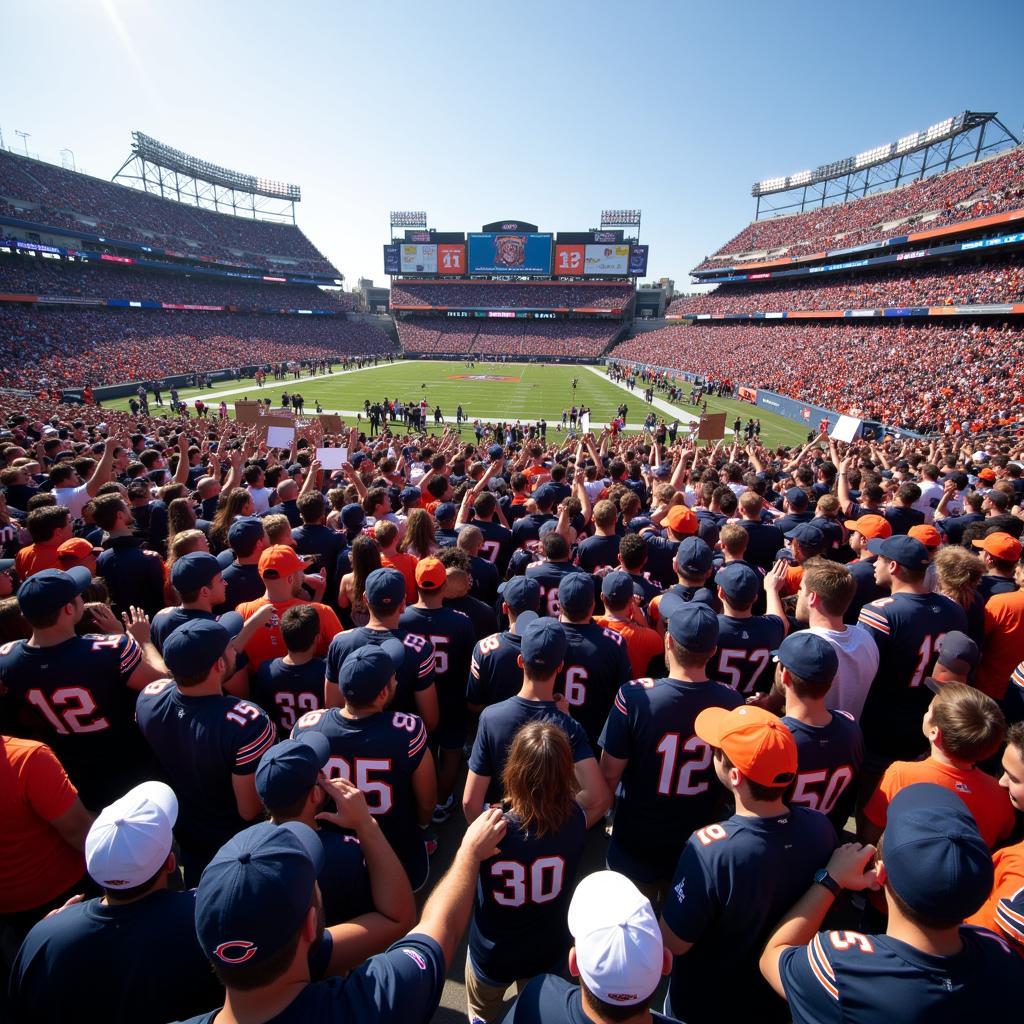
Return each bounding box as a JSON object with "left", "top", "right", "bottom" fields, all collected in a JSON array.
[{"left": 4, "top": 6, "right": 1024, "bottom": 1022}]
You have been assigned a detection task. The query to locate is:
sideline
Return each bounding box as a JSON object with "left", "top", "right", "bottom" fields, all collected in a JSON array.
[{"left": 582, "top": 364, "right": 699, "bottom": 424}]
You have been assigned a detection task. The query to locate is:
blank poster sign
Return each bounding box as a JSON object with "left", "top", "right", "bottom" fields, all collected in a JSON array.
[
  {"left": 316, "top": 447, "right": 348, "bottom": 470},
  {"left": 697, "top": 412, "right": 727, "bottom": 441},
  {"left": 580, "top": 412, "right": 591, "bottom": 434},
  {"left": 830, "top": 415, "right": 863, "bottom": 443},
  {"left": 234, "top": 401, "right": 262, "bottom": 424},
  {"left": 266, "top": 426, "right": 295, "bottom": 449},
  {"left": 319, "top": 414, "right": 343, "bottom": 434}
]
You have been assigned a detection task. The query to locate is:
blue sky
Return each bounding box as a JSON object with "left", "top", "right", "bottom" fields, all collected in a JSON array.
[{"left": 6, "top": 0, "right": 1023, "bottom": 289}]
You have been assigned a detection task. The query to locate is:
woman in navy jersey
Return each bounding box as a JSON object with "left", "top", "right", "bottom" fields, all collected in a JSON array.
[{"left": 466, "top": 721, "right": 588, "bottom": 1023}]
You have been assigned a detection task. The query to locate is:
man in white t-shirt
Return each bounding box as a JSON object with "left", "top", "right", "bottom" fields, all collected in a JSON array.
[
  {"left": 913, "top": 463, "right": 944, "bottom": 524},
  {"left": 795, "top": 558, "right": 879, "bottom": 721},
  {"left": 244, "top": 464, "right": 274, "bottom": 515},
  {"left": 51, "top": 435, "right": 120, "bottom": 519}
]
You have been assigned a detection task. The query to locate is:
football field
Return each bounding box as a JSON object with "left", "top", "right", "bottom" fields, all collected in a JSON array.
[{"left": 107, "top": 360, "right": 810, "bottom": 448}]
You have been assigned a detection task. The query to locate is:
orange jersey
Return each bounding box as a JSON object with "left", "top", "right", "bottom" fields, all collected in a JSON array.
[
  {"left": 236, "top": 597, "right": 342, "bottom": 672},
  {"left": 781, "top": 564, "right": 804, "bottom": 599},
  {"left": 865, "top": 755, "right": 1015, "bottom": 849},
  {"left": 967, "top": 840, "right": 1024, "bottom": 952},
  {"left": 14, "top": 540, "right": 63, "bottom": 580},
  {"left": 382, "top": 551, "right": 419, "bottom": 605},
  {"left": 978, "top": 589, "right": 1024, "bottom": 699},
  {"left": 523, "top": 465, "right": 551, "bottom": 489},
  {"left": 595, "top": 616, "right": 664, "bottom": 679}
]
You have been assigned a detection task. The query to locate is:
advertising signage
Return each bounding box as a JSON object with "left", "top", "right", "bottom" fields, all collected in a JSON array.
[
  {"left": 468, "top": 232, "right": 552, "bottom": 275},
  {"left": 628, "top": 244, "right": 649, "bottom": 276},
  {"left": 383, "top": 244, "right": 400, "bottom": 274}
]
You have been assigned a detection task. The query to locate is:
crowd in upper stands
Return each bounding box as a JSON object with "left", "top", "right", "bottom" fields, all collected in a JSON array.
[
  {"left": 610, "top": 321, "right": 1024, "bottom": 434},
  {"left": 0, "top": 308, "right": 396, "bottom": 391},
  {"left": 0, "top": 150, "right": 337, "bottom": 275},
  {"left": 391, "top": 281, "right": 635, "bottom": 311},
  {"left": 695, "top": 146, "right": 1024, "bottom": 270},
  {"left": 0, "top": 256, "right": 354, "bottom": 310},
  {"left": 669, "top": 254, "right": 1024, "bottom": 315}
]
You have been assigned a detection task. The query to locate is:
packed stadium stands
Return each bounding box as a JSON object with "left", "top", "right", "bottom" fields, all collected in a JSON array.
[
  {"left": 0, "top": 149, "right": 337, "bottom": 274},
  {"left": 391, "top": 281, "right": 635, "bottom": 310},
  {"left": 695, "top": 146, "right": 1024, "bottom": 270},
  {"left": 669, "top": 253, "right": 1024, "bottom": 315},
  {"left": 397, "top": 316, "right": 623, "bottom": 358}
]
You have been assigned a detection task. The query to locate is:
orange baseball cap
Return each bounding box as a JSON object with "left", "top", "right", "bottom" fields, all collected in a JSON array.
[
  {"left": 694, "top": 705, "right": 797, "bottom": 787},
  {"left": 56, "top": 538, "right": 101, "bottom": 561},
  {"left": 972, "top": 532, "right": 1023, "bottom": 561},
  {"left": 258, "top": 544, "right": 306, "bottom": 578},
  {"left": 665, "top": 505, "right": 698, "bottom": 536},
  {"left": 843, "top": 514, "right": 891, "bottom": 541},
  {"left": 978, "top": 468, "right": 996, "bottom": 481},
  {"left": 415, "top": 556, "right": 447, "bottom": 591},
  {"left": 908, "top": 524, "right": 943, "bottom": 549}
]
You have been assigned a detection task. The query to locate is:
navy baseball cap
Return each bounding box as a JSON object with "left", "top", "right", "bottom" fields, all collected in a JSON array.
[
  {"left": 882, "top": 783, "right": 993, "bottom": 923},
  {"left": 715, "top": 562, "right": 761, "bottom": 606},
  {"left": 399, "top": 486, "right": 420, "bottom": 505},
  {"left": 675, "top": 537, "right": 713, "bottom": 576},
  {"left": 435, "top": 502, "right": 457, "bottom": 523},
  {"left": 774, "top": 632, "right": 838, "bottom": 687},
  {"left": 163, "top": 617, "right": 242, "bottom": 678},
  {"left": 196, "top": 820, "right": 324, "bottom": 969},
  {"left": 364, "top": 567, "right": 406, "bottom": 611},
  {"left": 17, "top": 566, "right": 92, "bottom": 620},
  {"left": 499, "top": 575, "right": 540, "bottom": 614},
  {"left": 0, "top": 558, "right": 14, "bottom": 573},
  {"left": 651, "top": 464, "right": 671, "bottom": 479},
  {"left": 559, "top": 573, "right": 596, "bottom": 618},
  {"left": 521, "top": 617, "right": 567, "bottom": 671},
  {"left": 255, "top": 733, "right": 331, "bottom": 810},
  {"left": 785, "top": 522, "right": 826, "bottom": 555},
  {"left": 601, "top": 571, "right": 635, "bottom": 607},
  {"left": 341, "top": 504, "right": 366, "bottom": 530},
  {"left": 785, "top": 487, "right": 808, "bottom": 509},
  {"left": 666, "top": 601, "right": 719, "bottom": 652},
  {"left": 866, "top": 535, "right": 930, "bottom": 572},
  {"left": 350, "top": 452, "right": 367, "bottom": 468},
  {"left": 627, "top": 516, "right": 653, "bottom": 533},
  {"left": 534, "top": 484, "right": 559, "bottom": 509},
  {"left": 338, "top": 640, "right": 405, "bottom": 703},
  {"left": 228, "top": 516, "right": 265, "bottom": 552},
  {"left": 170, "top": 552, "right": 222, "bottom": 593},
  {"left": 935, "top": 631, "right": 980, "bottom": 674},
  {"left": 487, "top": 444, "right": 504, "bottom": 460},
  {"left": 538, "top": 519, "right": 559, "bottom": 537}
]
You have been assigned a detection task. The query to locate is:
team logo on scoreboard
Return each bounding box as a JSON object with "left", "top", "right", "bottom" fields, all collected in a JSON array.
[
  {"left": 448, "top": 374, "right": 521, "bottom": 383},
  {"left": 494, "top": 234, "right": 527, "bottom": 268}
]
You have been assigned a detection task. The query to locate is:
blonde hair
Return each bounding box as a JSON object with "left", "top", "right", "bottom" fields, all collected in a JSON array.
[{"left": 933, "top": 546, "right": 984, "bottom": 610}]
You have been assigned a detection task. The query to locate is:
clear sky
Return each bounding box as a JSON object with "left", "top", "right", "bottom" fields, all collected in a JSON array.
[{"left": 6, "top": 0, "right": 1023, "bottom": 289}]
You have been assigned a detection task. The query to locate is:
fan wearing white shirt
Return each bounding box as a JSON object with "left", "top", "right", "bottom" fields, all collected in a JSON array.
[{"left": 51, "top": 435, "right": 121, "bottom": 519}]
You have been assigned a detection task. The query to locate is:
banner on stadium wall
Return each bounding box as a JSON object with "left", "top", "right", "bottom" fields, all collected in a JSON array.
[
  {"left": 738, "top": 386, "right": 757, "bottom": 404},
  {"left": 383, "top": 245, "right": 400, "bottom": 274},
  {"left": 628, "top": 245, "right": 649, "bottom": 276},
  {"left": 584, "top": 244, "right": 630, "bottom": 275},
  {"left": 468, "top": 233, "right": 552, "bottom": 275}
]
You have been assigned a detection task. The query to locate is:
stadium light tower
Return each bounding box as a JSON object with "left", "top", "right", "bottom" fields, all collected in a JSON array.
[
  {"left": 390, "top": 210, "right": 428, "bottom": 233},
  {"left": 15, "top": 130, "right": 30, "bottom": 156},
  {"left": 600, "top": 209, "right": 642, "bottom": 240}
]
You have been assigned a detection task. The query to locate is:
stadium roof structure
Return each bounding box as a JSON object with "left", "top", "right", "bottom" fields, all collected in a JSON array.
[
  {"left": 749, "top": 111, "right": 1020, "bottom": 217},
  {"left": 113, "top": 131, "right": 302, "bottom": 224}
]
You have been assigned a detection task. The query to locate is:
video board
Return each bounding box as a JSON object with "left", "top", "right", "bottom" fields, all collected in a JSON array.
[
  {"left": 555, "top": 243, "right": 634, "bottom": 277},
  {"left": 437, "top": 243, "right": 466, "bottom": 275},
  {"left": 400, "top": 243, "right": 437, "bottom": 273},
  {"left": 468, "top": 232, "right": 552, "bottom": 275}
]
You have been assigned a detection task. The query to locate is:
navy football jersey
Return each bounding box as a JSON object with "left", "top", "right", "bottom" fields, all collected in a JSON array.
[
  {"left": 643, "top": 534, "right": 680, "bottom": 589},
  {"left": 252, "top": 656, "right": 326, "bottom": 738},
  {"left": 399, "top": 604, "right": 476, "bottom": 744},
  {"left": 317, "top": 829, "right": 373, "bottom": 926},
  {"left": 524, "top": 561, "right": 591, "bottom": 617},
  {"left": 843, "top": 559, "right": 887, "bottom": 625},
  {"left": 504, "top": 975, "right": 678, "bottom": 1024},
  {"left": 709, "top": 614, "right": 786, "bottom": 694},
  {"left": 576, "top": 534, "right": 621, "bottom": 573},
  {"left": 0, "top": 633, "right": 148, "bottom": 809},
  {"left": 600, "top": 677, "right": 745, "bottom": 882},
  {"left": 135, "top": 681, "right": 275, "bottom": 866},
  {"left": 467, "top": 518, "right": 514, "bottom": 576},
  {"left": 783, "top": 711, "right": 864, "bottom": 831},
  {"left": 216, "top": 560, "right": 265, "bottom": 613},
  {"left": 467, "top": 630, "right": 524, "bottom": 710},
  {"left": 556, "top": 621, "right": 633, "bottom": 748},
  {"left": 857, "top": 592, "right": 968, "bottom": 758},
  {"left": 325, "top": 626, "right": 435, "bottom": 718},
  {"left": 662, "top": 806, "right": 838, "bottom": 1024},
  {"left": 511, "top": 513, "right": 557, "bottom": 551},
  {"left": 468, "top": 804, "right": 587, "bottom": 985},
  {"left": 469, "top": 696, "right": 594, "bottom": 805},
  {"left": 150, "top": 607, "right": 218, "bottom": 652},
  {"left": 779, "top": 925, "right": 1024, "bottom": 1024},
  {"left": 292, "top": 707, "right": 429, "bottom": 889}
]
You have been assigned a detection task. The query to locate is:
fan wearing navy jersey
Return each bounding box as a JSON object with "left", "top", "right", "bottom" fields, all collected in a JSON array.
[
  {"left": 554, "top": 573, "right": 633, "bottom": 749},
  {"left": 641, "top": 503, "right": 701, "bottom": 590},
  {"left": 511, "top": 485, "right": 558, "bottom": 552},
  {"left": 762, "top": 783, "right": 1024, "bottom": 1024},
  {"left": 709, "top": 561, "right": 788, "bottom": 694},
  {"left": 600, "top": 602, "right": 744, "bottom": 896},
  {"left": 400, "top": 556, "right": 477, "bottom": 822},
  {"left": 524, "top": 531, "right": 589, "bottom": 617},
  {"left": 467, "top": 576, "right": 540, "bottom": 715},
  {"left": 615, "top": 532, "right": 664, "bottom": 608},
  {"left": 647, "top": 536, "right": 720, "bottom": 631},
  {"left": 576, "top": 500, "right": 621, "bottom": 572},
  {"left": 466, "top": 723, "right": 588, "bottom": 1023},
  {"left": 857, "top": 536, "right": 968, "bottom": 770},
  {"left": 293, "top": 643, "right": 436, "bottom": 891},
  {"left": 465, "top": 491, "right": 514, "bottom": 577},
  {"left": 252, "top": 605, "right": 326, "bottom": 738},
  {"left": 660, "top": 704, "right": 838, "bottom": 1024},
  {"left": 737, "top": 490, "right": 787, "bottom": 573},
  {"left": 135, "top": 618, "right": 275, "bottom": 883},
  {"left": 464, "top": 617, "right": 611, "bottom": 827},
  {"left": 0, "top": 567, "right": 167, "bottom": 810},
  {"left": 776, "top": 632, "right": 865, "bottom": 831},
  {"left": 324, "top": 567, "right": 439, "bottom": 734},
  {"left": 842, "top": 515, "right": 892, "bottom": 624},
  {"left": 213, "top": 516, "right": 268, "bottom": 614}
]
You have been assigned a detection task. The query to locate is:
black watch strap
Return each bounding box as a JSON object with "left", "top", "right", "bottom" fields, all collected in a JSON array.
[{"left": 814, "top": 868, "right": 842, "bottom": 896}]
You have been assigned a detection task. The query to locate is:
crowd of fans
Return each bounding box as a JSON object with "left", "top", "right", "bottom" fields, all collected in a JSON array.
[
  {"left": 669, "top": 254, "right": 1024, "bottom": 315},
  {"left": 695, "top": 146, "right": 1024, "bottom": 270},
  {"left": 391, "top": 281, "right": 635, "bottom": 311},
  {"left": 0, "top": 308, "right": 396, "bottom": 391},
  {"left": 611, "top": 320, "right": 1024, "bottom": 434},
  {"left": 0, "top": 150, "right": 337, "bottom": 275},
  {"left": 0, "top": 255, "right": 354, "bottom": 310},
  {"left": 396, "top": 316, "right": 624, "bottom": 359}
]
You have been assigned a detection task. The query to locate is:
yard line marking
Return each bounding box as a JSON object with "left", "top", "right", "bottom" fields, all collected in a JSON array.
[{"left": 583, "top": 365, "right": 699, "bottom": 424}]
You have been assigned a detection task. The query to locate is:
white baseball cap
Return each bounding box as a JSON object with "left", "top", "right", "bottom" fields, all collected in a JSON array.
[
  {"left": 567, "top": 871, "right": 664, "bottom": 1006},
  {"left": 85, "top": 781, "right": 178, "bottom": 890}
]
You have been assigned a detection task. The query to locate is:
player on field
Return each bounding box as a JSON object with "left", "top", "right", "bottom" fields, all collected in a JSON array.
[
  {"left": 599, "top": 602, "right": 744, "bottom": 900},
  {"left": 293, "top": 643, "right": 436, "bottom": 891}
]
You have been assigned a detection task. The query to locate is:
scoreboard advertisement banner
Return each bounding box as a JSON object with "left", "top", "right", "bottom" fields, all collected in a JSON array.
[
  {"left": 383, "top": 244, "right": 400, "bottom": 274},
  {"left": 468, "top": 233, "right": 552, "bottom": 275},
  {"left": 554, "top": 244, "right": 585, "bottom": 276},
  {"left": 437, "top": 243, "right": 466, "bottom": 275},
  {"left": 628, "top": 244, "right": 649, "bottom": 276},
  {"left": 401, "top": 243, "right": 437, "bottom": 273},
  {"left": 584, "top": 243, "right": 630, "bottom": 275}
]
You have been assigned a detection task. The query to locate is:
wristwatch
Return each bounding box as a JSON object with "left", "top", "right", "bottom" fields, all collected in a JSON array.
[{"left": 814, "top": 868, "right": 842, "bottom": 896}]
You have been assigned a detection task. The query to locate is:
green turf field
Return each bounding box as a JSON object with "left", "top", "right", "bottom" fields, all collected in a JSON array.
[{"left": 106, "top": 360, "right": 810, "bottom": 448}]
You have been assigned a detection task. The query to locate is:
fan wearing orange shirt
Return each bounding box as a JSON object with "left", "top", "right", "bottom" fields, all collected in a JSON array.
[
  {"left": 977, "top": 558, "right": 1024, "bottom": 700},
  {"left": 375, "top": 520, "right": 418, "bottom": 605},
  {"left": 859, "top": 681, "right": 1014, "bottom": 850},
  {"left": 521, "top": 444, "right": 551, "bottom": 491},
  {"left": 236, "top": 545, "right": 343, "bottom": 673},
  {"left": 968, "top": 721, "right": 1024, "bottom": 952},
  {"left": 595, "top": 571, "right": 664, "bottom": 679}
]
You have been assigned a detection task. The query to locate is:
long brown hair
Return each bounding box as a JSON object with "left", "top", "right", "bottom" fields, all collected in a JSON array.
[
  {"left": 501, "top": 721, "right": 578, "bottom": 837},
  {"left": 933, "top": 546, "right": 984, "bottom": 610},
  {"left": 350, "top": 534, "right": 382, "bottom": 607},
  {"left": 399, "top": 507, "right": 438, "bottom": 558},
  {"left": 209, "top": 487, "right": 253, "bottom": 551}
]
